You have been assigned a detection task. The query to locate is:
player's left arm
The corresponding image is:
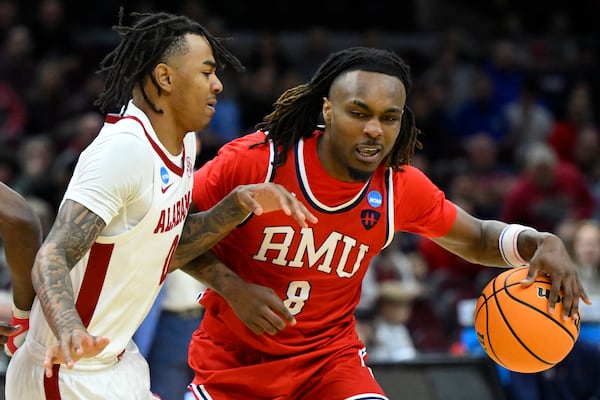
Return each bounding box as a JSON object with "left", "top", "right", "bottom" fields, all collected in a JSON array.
[
  {"left": 431, "top": 206, "right": 590, "bottom": 319},
  {"left": 170, "top": 183, "right": 317, "bottom": 271},
  {"left": 0, "top": 183, "right": 43, "bottom": 355},
  {"left": 33, "top": 200, "right": 110, "bottom": 372},
  {"left": 0, "top": 183, "right": 42, "bottom": 311}
]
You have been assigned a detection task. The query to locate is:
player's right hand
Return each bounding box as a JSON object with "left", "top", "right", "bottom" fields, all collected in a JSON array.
[
  {"left": 44, "top": 329, "right": 110, "bottom": 377},
  {"left": 226, "top": 280, "right": 296, "bottom": 335}
]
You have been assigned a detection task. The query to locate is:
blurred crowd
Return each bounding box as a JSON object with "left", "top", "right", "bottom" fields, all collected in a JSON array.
[{"left": 0, "top": 0, "right": 598, "bottom": 398}]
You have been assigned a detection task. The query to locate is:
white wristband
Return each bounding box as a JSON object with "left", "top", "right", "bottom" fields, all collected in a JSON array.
[
  {"left": 499, "top": 224, "right": 537, "bottom": 268},
  {"left": 12, "top": 304, "right": 30, "bottom": 319}
]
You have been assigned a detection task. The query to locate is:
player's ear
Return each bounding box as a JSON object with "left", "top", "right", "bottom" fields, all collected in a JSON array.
[
  {"left": 153, "top": 63, "right": 172, "bottom": 93},
  {"left": 322, "top": 97, "right": 332, "bottom": 123}
]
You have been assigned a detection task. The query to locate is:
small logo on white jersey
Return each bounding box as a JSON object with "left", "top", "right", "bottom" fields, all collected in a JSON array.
[
  {"left": 160, "top": 166, "right": 172, "bottom": 193},
  {"left": 161, "top": 183, "right": 174, "bottom": 193},
  {"left": 160, "top": 166, "right": 169, "bottom": 184}
]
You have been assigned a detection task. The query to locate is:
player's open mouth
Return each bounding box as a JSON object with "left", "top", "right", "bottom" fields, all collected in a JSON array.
[
  {"left": 207, "top": 99, "right": 217, "bottom": 112},
  {"left": 355, "top": 145, "right": 381, "bottom": 162}
]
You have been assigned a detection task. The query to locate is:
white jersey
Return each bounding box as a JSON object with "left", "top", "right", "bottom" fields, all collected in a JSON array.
[{"left": 28, "top": 101, "right": 196, "bottom": 368}]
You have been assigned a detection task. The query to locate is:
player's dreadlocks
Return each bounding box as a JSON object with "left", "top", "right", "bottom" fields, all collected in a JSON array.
[
  {"left": 255, "top": 46, "right": 421, "bottom": 170},
  {"left": 94, "top": 9, "right": 244, "bottom": 114}
]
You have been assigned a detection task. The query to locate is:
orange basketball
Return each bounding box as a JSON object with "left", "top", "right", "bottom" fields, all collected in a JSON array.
[{"left": 474, "top": 267, "right": 580, "bottom": 373}]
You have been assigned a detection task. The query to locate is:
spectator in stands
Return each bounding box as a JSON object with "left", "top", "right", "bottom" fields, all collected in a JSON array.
[
  {"left": 24, "top": 59, "right": 70, "bottom": 136},
  {"left": 548, "top": 81, "right": 595, "bottom": 163},
  {"left": 570, "top": 124, "right": 600, "bottom": 220},
  {"left": 0, "top": 80, "right": 26, "bottom": 148},
  {"left": 0, "top": 0, "right": 19, "bottom": 42},
  {"left": 0, "top": 24, "right": 35, "bottom": 96},
  {"left": 362, "top": 244, "right": 452, "bottom": 353},
  {"left": 238, "top": 30, "right": 292, "bottom": 130},
  {"left": 453, "top": 131, "right": 517, "bottom": 219},
  {"left": 570, "top": 219, "right": 600, "bottom": 297},
  {"left": 484, "top": 38, "right": 526, "bottom": 109},
  {"left": 367, "top": 281, "right": 421, "bottom": 363},
  {"left": 419, "top": 32, "right": 475, "bottom": 117},
  {"left": 501, "top": 141, "right": 595, "bottom": 232},
  {"left": 30, "top": 0, "right": 77, "bottom": 62},
  {"left": 12, "top": 134, "right": 60, "bottom": 210},
  {"left": 50, "top": 111, "right": 103, "bottom": 200},
  {"left": 451, "top": 69, "right": 507, "bottom": 143},
  {"left": 501, "top": 75, "right": 554, "bottom": 165},
  {"left": 293, "top": 25, "right": 332, "bottom": 80},
  {"left": 409, "top": 81, "right": 458, "bottom": 170}
]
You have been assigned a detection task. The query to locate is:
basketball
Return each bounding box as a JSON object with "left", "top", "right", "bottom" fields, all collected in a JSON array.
[{"left": 474, "top": 267, "right": 580, "bottom": 373}]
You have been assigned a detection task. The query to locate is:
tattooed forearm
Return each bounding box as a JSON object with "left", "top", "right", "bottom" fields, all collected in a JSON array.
[
  {"left": 180, "top": 251, "right": 244, "bottom": 297},
  {"left": 32, "top": 200, "right": 106, "bottom": 337},
  {"left": 171, "top": 190, "right": 249, "bottom": 270}
]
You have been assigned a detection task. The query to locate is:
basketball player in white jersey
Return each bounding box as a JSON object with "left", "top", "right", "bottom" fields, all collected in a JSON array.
[{"left": 5, "top": 11, "right": 316, "bottom": 400}]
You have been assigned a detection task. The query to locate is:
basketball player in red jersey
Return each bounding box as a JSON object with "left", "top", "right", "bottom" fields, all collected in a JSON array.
[{"left": 187, "top": 47, "right": 590, "bottom": 399}]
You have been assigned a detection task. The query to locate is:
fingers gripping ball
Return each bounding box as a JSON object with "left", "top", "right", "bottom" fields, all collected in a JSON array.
[{"left": 474, "top": 267, "right": 579, "bottom": 373}]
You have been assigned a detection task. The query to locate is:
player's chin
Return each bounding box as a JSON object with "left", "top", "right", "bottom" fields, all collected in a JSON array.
[
  {"left": 197, "top": 112, "right": 214, "bottom": 129},
  {"left": 348, "top": 165, "right": 375, "bottom": 182}
]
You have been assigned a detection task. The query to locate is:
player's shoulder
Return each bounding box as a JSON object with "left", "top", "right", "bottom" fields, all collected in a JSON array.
[
  {"left": 92, "top": 130, "right": 147, "bottom": 155},
  {"left": 221, "top": 130, "right": 269, "bottom": 151},
  {"left": 81, "top": 123, "right": 149, "bottom": 170},
  {"left": 391, "top": 164, "right": 429, "bottom": 182},
  {"left": 195, "top": 131, "right": 272, "bottom": 187},
  {"left": 389, "top": 164, "right": 442, "bottom": 197},
  {"left": 215, "top": 130, "right": 272, "bottom": 163}
]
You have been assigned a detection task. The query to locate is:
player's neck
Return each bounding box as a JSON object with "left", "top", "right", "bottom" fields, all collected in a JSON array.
[{"left": 132, "top": 95, "right": 185, "bottom": 155}]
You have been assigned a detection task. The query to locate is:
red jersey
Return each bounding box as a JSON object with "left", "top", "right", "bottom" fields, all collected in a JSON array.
[{"left": 191, "top": 130, "right": 457, "bottom": 357}]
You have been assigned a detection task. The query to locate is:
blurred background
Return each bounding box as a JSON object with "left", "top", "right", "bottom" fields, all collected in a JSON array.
[{"left": 0, "top": 0, "right": 599, "bottom": 399}]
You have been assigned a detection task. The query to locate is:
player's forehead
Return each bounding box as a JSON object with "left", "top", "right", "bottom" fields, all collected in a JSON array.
[{"left": 329, "top": 70, "right": 406, "bottom": 105}]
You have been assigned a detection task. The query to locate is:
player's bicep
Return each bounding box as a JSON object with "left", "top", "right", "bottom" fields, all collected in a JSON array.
[
  {"left": 430, "top": 207, "right": 503, "bottom": 264},
  {"left": 45, "top": 199, "right": 107, "bottom": 268},
  {"left": 431, "top": 207, "right": 481, "bottom": 253}
]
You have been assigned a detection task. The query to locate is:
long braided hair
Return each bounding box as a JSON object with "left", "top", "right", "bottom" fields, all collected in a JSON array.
[
  {"left": 94, "top": 9, "right": 244, "bottom": 114},
  {"left": 255, "top": 46, "right": 421, "bottom": 170}
]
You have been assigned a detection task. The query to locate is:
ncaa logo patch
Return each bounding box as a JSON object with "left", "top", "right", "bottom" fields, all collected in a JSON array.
[
  {"left": 360, "top": 209, "right": 380, "bottom": 230},
  {"left": 160, "top": 166, "right": 169, "bottom": 184},
  {"left": 367, "top": 190, "right": 382, "bottom": 208}
]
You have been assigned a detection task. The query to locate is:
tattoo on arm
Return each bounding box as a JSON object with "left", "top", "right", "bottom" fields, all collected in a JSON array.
[
  {"left": 172, "top": 191, "right": 248, "bottom": 269},
  {"left": 32, "top": 200, "right": 106, "bottom": 336}
]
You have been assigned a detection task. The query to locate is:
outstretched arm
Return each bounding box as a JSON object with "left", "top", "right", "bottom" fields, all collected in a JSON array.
[
  {"left": 431, "top": 207, "right": 591, "bottom": 319},
  {"left": 181, "top": 251, "right": 295, "bottom": 335},
  {"left": 33, "top": 200, "right": 110, "bottom": 373},
  {"left": 170, "top": 183, "right": 317, "bottom": 271}
]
